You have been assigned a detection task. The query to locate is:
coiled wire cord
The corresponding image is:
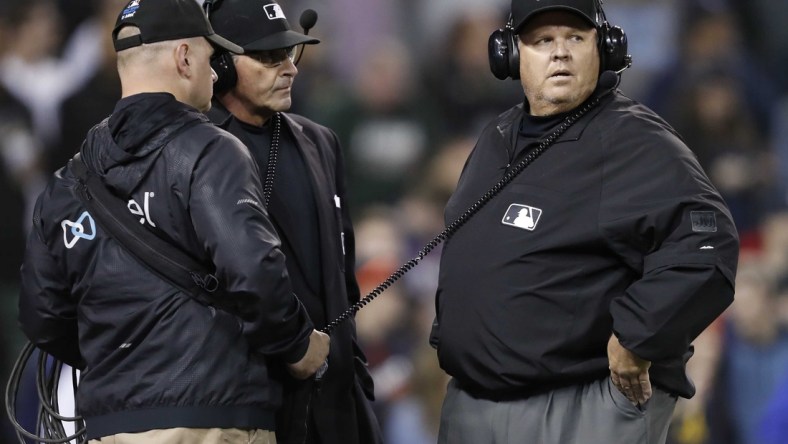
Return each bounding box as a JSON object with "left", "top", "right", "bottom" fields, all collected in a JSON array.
[{"left": 5, "top": 342, "right": 86, "bottom": 443}]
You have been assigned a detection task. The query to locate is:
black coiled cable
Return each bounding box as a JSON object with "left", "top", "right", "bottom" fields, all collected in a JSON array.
[
  {"left": 322, "top": 97, "right": 602, "bottom": 334},
  {"left": 262, "top": 112, "right": 280, "bottom": 209},
  {"left": 5, "top": 342, "right": 86, "bottom": 443}
]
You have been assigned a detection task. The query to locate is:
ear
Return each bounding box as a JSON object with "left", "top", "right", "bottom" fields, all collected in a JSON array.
[{"left": 174, "top": 42, "right": 192, "bottom": 78}]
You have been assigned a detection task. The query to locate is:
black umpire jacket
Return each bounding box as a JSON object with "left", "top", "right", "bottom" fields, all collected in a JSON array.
[
  {"left": 432, "top": 82, "right": 739, "bottom": 400},
  {"left": 18, "top": 94, "right": 314, "bottom": 439},
  {"left": 208, "top": 103, "right": 382, "bottom": 444}
]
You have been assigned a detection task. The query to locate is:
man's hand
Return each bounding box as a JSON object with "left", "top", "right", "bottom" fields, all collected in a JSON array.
[
  {"left": 607, "top": 334, "right": 652, "bottom": 405},
  {"left": 287, "top": 330, "right": 330, "bottom": 380}
]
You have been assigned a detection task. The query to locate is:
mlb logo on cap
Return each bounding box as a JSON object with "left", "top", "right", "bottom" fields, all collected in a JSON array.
[
  {"left": 264, "top": 4, "right": 286, "bottom": 20},
  {"left": 121, "top": 0, "right": 141, "bottom": 19},
  {"left": 209, "top": 0, "right": 319, "bottom": 51},
  {"left": 502, "top": 204, "right": 542, "bottom": 231}
]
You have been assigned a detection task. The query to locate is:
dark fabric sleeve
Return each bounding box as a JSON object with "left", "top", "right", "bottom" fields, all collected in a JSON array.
[
  {"left": 189, "top": 134, "right": 313, "bottom": 361},
  {"left": 600, "top": 116, "right": 739, "bottom": 362},
  {"left": 18, "top": 197, "right": 85, "bottom": 369}
]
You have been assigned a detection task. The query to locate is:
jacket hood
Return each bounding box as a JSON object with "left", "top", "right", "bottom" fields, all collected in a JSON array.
[{"left": 81, "top": 93, "right": 207, "bottom": 196}]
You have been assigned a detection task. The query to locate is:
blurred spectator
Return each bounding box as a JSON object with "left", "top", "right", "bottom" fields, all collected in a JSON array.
[
  {"left": 54, "top": 0, "right": 96, "bottom": 47},
  {"left": 667, "top": 319, "right": 725, "bottom": 444},
  {"left": 394, "top": 136, "right": 476, "bottom": 308},
  {"left": 645, "top": 4, "right": 777, "bottom": 132},
  {"left": 757, "top": 212, "right": 788, "bottom": 271},
  {"left": 311, "top": 38, "right": 439, "bottom": 212},
  {"left": 757, "top": 371, "right": 788, "bottom": 444},
  {"left": 352, "top": 207, "right": 410, "bottom": 428},
  {"left": 759, "top": 0, "right": 788, "bottom": 204},
  {"left": 411, "top": 136, "right": 475, "bottom": 205},
  {"left": 0, "top": 82, "right": 42, "bottom": 444},
  {"left": 602, "top": 0, "right": 681, "bottom": 101},
  {"left": 669, "top": 66, "right": 777, "bottom": 235},
  {"left": 351, "top": 134, "right": 472, "bottom": 444},
  {"left": 316, "top": 0, "right": 401, "bottom": 83},
  {"left": 731, "top": 0, "right": 788, "bottom": 94},
  {"left": 56, "top": 0, "right": 124, "bottom": 172},
  {"left": 0, "top": 0, "right": 102, "bottom": 154},
  {"left": 707, "top": 260, "right": 788, "bottom": 444},
  {"left": 0, "top": 9, "right": 42, "bottom": 441},
  {"left": 641, "top": 2, "right": 782, "bottom": 237},
  {"left": 423, "top": 10, "right": 521, "bottom": 140},
  {"left": 773, "top": 99, "right": 788, "bottom": 210},
  {"left": 0, "top": 82, "right": 42, "bottom": 286},
  {"left": 408, "top": 0, "right": 507, "bottom": 56},
  {"left": 383, "top": 343, "right": 448, "bottom": 444},
  {"left": 756, "top": 270, "right": 788, "bottom": 443}
]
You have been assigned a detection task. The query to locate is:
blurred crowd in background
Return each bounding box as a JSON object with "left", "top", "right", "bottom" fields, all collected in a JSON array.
[{"left": 1, "top": 0, "right": 788, "bottom": 443}]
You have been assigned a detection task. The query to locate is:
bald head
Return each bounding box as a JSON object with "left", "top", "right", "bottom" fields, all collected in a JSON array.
[
  {"left": 115, "top": 26, "right": 217, "bottom": 112},
  {"left": 116, "top": 26, "right": 175, "bottom": 70}
]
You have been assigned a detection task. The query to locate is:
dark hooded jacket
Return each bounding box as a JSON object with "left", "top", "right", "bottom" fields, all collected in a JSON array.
[{"left": 18, "top": 93, "right": 314, "bottom": 440}]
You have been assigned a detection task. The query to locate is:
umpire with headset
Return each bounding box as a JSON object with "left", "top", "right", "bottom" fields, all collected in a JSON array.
[
  {"left": 205, "top": 1, "right": 382, "bottom": 443},
  {"left": 430, "top": 1, "right": 739, "bottom": 443}
]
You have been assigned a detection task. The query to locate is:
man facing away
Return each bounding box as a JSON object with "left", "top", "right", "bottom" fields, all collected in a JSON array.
[
  {"left": 205, "top": 1, "right": 382, "bottom": 443},
  {"left": 431, "top": 1, "right": 739, "bottom": 443},
  {"left": 17, "top": 0, "right": 329, "bottom": 442}
]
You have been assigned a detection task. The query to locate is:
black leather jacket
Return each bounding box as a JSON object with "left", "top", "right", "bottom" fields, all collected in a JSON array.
[{"left": 18, "top": 93, "right": 314, "bottom": 440}]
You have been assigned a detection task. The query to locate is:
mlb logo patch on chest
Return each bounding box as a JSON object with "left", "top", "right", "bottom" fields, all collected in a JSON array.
[{"left": 502, "top": 204, "right": 542, "bottom": 231}]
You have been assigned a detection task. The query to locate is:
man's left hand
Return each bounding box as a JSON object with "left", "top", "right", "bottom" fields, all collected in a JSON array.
[{"left": 607, "top": 334, "right": 652, "bottom": 406}]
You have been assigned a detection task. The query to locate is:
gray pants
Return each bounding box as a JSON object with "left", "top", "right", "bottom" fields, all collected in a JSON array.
[{"left": 438, "top": 378, "right": 676, "bottom": 444}]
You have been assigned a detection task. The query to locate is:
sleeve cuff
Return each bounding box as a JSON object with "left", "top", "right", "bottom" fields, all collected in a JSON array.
[{"left": 283, "top": 332, "right": 311, "bottom": 364}]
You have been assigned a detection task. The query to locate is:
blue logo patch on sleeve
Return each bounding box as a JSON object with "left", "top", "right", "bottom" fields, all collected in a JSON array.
[{"left": 690, "top": 211, "right": 717, "bottom": 232}]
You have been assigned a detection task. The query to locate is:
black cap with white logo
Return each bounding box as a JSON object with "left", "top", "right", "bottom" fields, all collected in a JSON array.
[
  {"left": 209, "top": 0, "right": 319, "bottom": 51},
  {"left": 113, "top": 0, "right": 243, "bottom": 54}
]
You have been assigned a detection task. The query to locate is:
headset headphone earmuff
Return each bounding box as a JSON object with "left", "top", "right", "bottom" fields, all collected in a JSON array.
[
  {"left": 598, "top": 22, "right": 628, "bottom": 73},
  {"left": 202, "top": 0, "right": 238, "bottom": 95},
  {"left": 488, "top": 0, "right": 629, "bottom": 80},
  {"left": 210, "top": 52, "right": 238, "bottom": 95},
  {"left": 488, "top": 15, "right": 520, "bottom": 80},
  {"left": 594, "top": 1, "right": 630, "bottom": 73}
]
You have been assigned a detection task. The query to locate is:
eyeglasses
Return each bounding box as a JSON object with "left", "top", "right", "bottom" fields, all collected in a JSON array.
[{"left": 245, "top": 47, "right": 297, "bottom": 68}]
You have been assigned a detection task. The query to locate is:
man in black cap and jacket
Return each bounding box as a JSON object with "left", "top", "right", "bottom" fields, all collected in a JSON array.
[
  {"left": 17, "top": 0, "right": 330, "bottom": 442},
  {"left": 431, "top": 1, "right": 739, "bottom": 443},
  {"left": 206, "top": 1, "right": 382, "bottom": 443}
]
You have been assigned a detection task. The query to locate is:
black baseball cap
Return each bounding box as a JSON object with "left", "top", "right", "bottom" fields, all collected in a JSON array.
[
  {"left": 512, "top": 0, "right": 598, "bottom": 32},
  {"left": 209, "top": 0, "right": 319, "bottom": 52},
  {"left": 112, "top": 0, "right": 243, "bottom": 54}
]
